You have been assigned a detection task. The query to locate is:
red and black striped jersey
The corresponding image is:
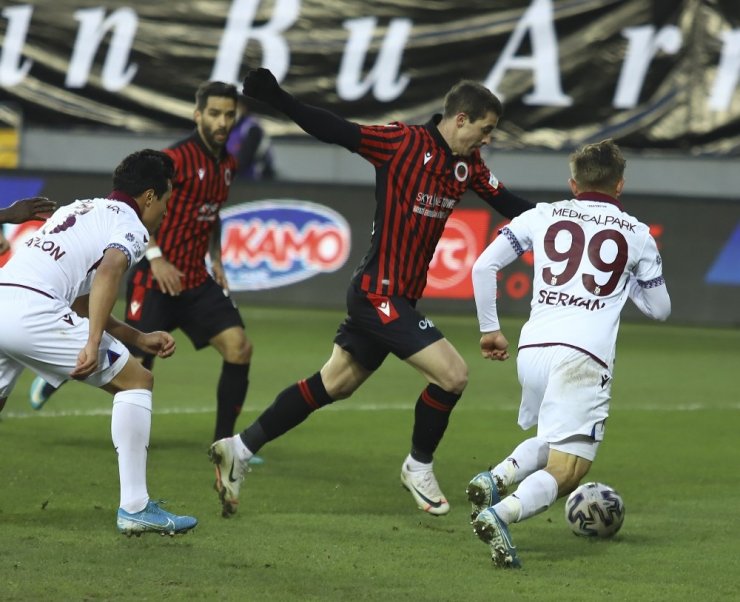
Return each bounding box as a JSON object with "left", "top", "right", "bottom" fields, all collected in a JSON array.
[
  {"left": 353, "top": 115, "right": 512, "bottom": 299},
  {"left": 155, "top": 131, "right": 236, "bottom": 290}
]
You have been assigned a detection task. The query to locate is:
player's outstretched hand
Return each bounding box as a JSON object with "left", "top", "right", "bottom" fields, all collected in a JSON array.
[
  {"left": 480, "top": 331, "right": 509, "bottom": 361},
  {"left": 137, "top": 331, "right": 176, "bottom": 359},
  {"left": 1, "top": 196, "right": 57, "bottom": 223},
  {"left": 242, "top": 68, "right": 286, "bottom": 106}
]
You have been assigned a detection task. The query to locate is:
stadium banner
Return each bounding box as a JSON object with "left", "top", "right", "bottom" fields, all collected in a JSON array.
[
  {"left": 1, "top": 0, "right": 739, "bottom": 154},
  {"left": 1, "top": 172, "right": 738, "bottom": 326}
]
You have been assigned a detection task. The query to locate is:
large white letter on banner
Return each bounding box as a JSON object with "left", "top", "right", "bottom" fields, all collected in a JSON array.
[
  {"left": 337, "top": 17, "right": 410, "bottom": 102},
  {"left": 0, "top": 5, "right": 33, "bottom": 87},
  {"left": 66, "top": 7, "right": 138, "bottom": 90},
  {"left": 484, "top": 0, "right": 571, "bottom": 106},
  {"left": 709, "top": 29, "right": 740, "bottom": 111},
  {"left": 613, "top": 25, "right": 681, "bottom": 109},
  {"left": 212, "top": 0, "right": 299, "bottom": 84}
]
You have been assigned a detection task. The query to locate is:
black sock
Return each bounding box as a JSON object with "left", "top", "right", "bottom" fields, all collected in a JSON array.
[
  {"left": 410, "top": 384, "right": 461, "bottom": 463},
  {"left": 240, "top": 372, "right": 332, "bottom": 453},
  {"left": 214, "top": 361, "right": 250, "bottom": 442}
]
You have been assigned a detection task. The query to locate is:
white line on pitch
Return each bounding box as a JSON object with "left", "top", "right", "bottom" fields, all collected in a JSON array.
[{"left": 2, "top": 402, "right": 739, "bottom": 420}]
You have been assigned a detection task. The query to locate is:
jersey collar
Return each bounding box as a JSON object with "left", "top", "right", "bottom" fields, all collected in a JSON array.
[
  {"left": 427, "top": 114, "right": 453, "bottom": 155},
  {"left": 576, "top": 191, "right": 623, "bottom": 211},
  {"left": 107, "top": 190, "right": 142, "bottom": 219},
  {"left": 192, "top": 129, "right": 228, "bottom": 161}
]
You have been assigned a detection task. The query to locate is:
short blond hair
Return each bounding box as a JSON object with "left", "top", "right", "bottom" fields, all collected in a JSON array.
[{"left": 569, "top": 139, "right": 626, "bottom": 191}]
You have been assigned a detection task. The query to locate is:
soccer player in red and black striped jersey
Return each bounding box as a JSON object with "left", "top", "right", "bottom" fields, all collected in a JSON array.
[
  {"left": 209, "top": 68, "right": 535, "bottom": 518},
  {"left": 130, "top": 81, "right": 255, "bottom": 447},
  {"left": 28, "top": 83, "right": 256, "bottom": 454}
]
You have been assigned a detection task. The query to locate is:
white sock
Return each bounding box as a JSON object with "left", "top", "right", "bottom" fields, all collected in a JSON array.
[
  {"left": 492, "top": 495, "right": 523, "bottom": 525},
  {"left": 491, "top": 437, "right": 549, "bottom": 488},
  {"left": 404, "top": 454, "right": 432, "bottom": 472},
  {"left": 495, "top": 469, "right": 558, "bottom": 524},
  {"left": 232, "top": 434, "right": 253, "bottom": 463},
  {"left": 111, "top": 389, "right": 152, "bottom": 513}
]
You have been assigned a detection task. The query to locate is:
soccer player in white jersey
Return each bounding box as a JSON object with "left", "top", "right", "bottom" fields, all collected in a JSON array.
[
  {"left": 0, "top": 150, "right": 197, "bottom": 536},
  {"left": 465, "top": 139, "right": 670, "bottom": 568}
]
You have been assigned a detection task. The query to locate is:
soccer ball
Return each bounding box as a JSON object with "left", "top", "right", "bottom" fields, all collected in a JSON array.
[{"left": 565, "top": 482, "right": 625, "bottom": 538}]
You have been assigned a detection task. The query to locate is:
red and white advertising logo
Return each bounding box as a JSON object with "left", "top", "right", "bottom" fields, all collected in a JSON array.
[
  {"left": 425, "top": 210, "right": 491, "bottom": 298},
  {"left": 0, "top": 221, "right": 44, "bottom": 267}
]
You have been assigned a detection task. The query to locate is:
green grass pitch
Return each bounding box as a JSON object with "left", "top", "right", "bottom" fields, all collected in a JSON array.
[{"left": 1, "top": 305, "right": 738, "bottom": 600}]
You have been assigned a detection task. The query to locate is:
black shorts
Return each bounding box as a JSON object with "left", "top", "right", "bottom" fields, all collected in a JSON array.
[
  {"left": 125, "top": 272, "right": 245, "bottom": 354},
  {"left": 333, "top": 284, "right": 444, "bottom": 372}
]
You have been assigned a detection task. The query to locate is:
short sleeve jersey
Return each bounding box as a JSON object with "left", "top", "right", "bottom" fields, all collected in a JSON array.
[
  {"left": 0, "top": 194, "right": 148, "bottom": 305},
  {"left": 502, "top": 193, "right": 664, "bottom": 366},
  {"left": 353, "top": 116, "right": 509, "bottom": 299},
  {"left": 156, "top": 132, "right": 237, "bottom": 290}
]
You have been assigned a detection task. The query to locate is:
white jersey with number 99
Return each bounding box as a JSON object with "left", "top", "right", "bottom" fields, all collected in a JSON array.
[{"left": 476, "top": 196, "right": 667, "bottom": 367}]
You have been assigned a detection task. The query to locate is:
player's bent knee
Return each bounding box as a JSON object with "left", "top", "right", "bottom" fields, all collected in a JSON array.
[
  {"left": 438, "top": 363, "right": 468, "bottom": 395},
  {"left": 324, "top": 379, "right": 358, "bottom": 401},
  {"left": 108, "top": 359, "right": 154, "bottom": 393}
]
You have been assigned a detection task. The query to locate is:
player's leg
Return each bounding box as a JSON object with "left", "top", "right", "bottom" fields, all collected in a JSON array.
[
  {"left": 467, "top": 344, "right": 551, "bottom": 524},
  {"left": 209, "top": 341, "right": 374, "bottom": 517},
  {"left": 467, "top": 436, "right": 550, "bottom": 520},
  {"left": 179, "top": 281, "right": 252, "bottom": 443},
  {"left": 208, "top": 286, "right": 389, "bottom": 517},
  {"left": 101, "top": 350, "right": 197, "bottom": 536},
  {"left": 6, "top": 290, "right": 194, "bottom": 535},
  {"left": 208, "top": 323, "right": 252, "bottom": 439},
  {"left": 241, "top": 342, "right": 371, "bottom": 449},
  {"left": 472, "top": 347, "right": 608, "bottom": 566},
  {"left": 28, "top": 375, "right": 62, "bottom": 410},
  {"left": 476, "top": 443, "right": 594, "bottom": 565},
  {"left": 398, "top": 338, "right": 466, "bottom": 515}
]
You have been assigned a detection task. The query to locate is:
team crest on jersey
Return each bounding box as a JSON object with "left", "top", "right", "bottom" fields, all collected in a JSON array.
[
  {"left": 454, "top": 161, "right": 469, "bottom": 182},
  {"left": 125, "top": 233, "right": 134, "bottom": 242},
  {"left": 488, "top": 172, "right": 499, "bottom": 189},
  {"left": 197, "top": 167, "right": 206, "bottom": 180}
]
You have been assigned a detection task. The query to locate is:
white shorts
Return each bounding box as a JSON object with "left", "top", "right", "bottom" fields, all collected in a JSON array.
[
  {"left": 516, "top": 345, "right": 612, "bottom": 451},
  {"left": 0, "top": 286, "right": 130, "bottom": 398}
]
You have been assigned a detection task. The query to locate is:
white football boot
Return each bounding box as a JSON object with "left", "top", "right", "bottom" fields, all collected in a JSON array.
[{"left": 400, "top": 461, "right": 450, "bottom": 516}]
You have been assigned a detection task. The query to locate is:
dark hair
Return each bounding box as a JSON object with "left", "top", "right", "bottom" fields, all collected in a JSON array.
[
  {"left": 569, "top": 139, "right": 626, "bottom": 191},
  {"left": 443, "top": 81, "right": 503, "bottom": 122},
  {"left": 112, "top": 149, "right": 174, "bottom": 198},
  {"left": 195, "top": 81, "right": 238, "bottom": 111}
]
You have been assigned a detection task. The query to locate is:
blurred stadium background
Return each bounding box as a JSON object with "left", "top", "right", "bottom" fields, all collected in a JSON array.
[
  {"left": 1, "top": 0, "right": 738, "bottom": 325},
  {"left": 1, "top": 3, "right": 739, "bottom": 598}
]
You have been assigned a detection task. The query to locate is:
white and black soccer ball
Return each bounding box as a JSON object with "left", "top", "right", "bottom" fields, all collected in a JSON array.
[{"left": 565, "top": 482, "right": 625, "bottom": 538}]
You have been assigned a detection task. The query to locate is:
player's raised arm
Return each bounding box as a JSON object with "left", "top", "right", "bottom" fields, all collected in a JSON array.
[{"left": 241, "top": 68, "right": 360, "bottom": 151}]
